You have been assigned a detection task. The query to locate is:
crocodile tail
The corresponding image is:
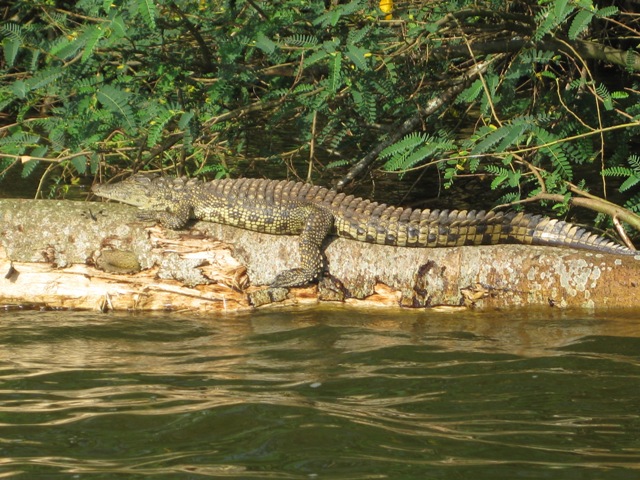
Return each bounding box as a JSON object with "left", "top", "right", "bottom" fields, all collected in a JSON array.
[
  {"left": 423, "top": 210, "right": 635, "bottom": 255},
  {"left": 333, "top": 205, "right": 635, "bottom": 255},
  {"left": 333, "top": 208, "right": 527, "bottom": 248},
  {"left": 512, "top": 212, "right": 636, "bottom": 256}
]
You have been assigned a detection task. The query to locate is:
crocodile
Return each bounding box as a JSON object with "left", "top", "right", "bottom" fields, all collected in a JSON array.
[{"left": 92, "top": 174, "right": 637, "bottom": 287}]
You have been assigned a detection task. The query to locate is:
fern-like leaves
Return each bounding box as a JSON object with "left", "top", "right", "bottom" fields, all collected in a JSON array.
[
  {"left": 568, "top": 9, "right": 593, "bottom": 40},
  {"left": 136, "top": 0, "right": 157, "bottom": 29},
  {"left": 3, "top": 36, "right": 21, "bottom": 67},
  {"left": 96, "top": 85, "right": 135, "bottom": 130},
  {"left": 603, "top": 155, "right": 640, "bottom": 192},
  {"left": 534, "top": 126, "right": 572, "bottom": 180},
  {"left": 381, "top": 132, "right": 454, "bottom": 172}
]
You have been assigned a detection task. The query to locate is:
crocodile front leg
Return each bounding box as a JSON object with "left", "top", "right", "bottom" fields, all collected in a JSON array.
[
  {"left": 270, "top": 204, "right": 334, "bottom": 288},
  {"left": 137, "top": 202, "right": 191, "bottom": 229}
]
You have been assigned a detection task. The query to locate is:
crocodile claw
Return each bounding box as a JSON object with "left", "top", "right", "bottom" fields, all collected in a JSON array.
[{"left": 270, "top": 268, "right": 319, "bottom": 288}]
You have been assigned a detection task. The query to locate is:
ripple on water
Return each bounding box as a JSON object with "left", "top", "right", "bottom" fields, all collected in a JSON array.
[{"left": 0, "top": 308, "right": 638, "bottom": 479}]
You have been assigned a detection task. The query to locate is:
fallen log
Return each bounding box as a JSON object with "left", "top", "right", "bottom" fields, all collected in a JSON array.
[{"left": 1, "top": 199, "right": 639, "bottom": 312}]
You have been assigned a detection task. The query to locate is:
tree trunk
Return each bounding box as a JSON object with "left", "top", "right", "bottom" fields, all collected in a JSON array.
[{"left": 1, "top": 199, "right": 638, "bottom": 312}]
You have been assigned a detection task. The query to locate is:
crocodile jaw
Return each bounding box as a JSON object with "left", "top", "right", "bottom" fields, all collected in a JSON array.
[{"left": 92, "top": 174, "right": 165, "bottom": 209}]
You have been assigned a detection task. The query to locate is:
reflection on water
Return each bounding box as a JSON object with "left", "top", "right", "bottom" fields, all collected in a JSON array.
[{"left": 0, "top": 307, "right": 639, "bottom": 479}]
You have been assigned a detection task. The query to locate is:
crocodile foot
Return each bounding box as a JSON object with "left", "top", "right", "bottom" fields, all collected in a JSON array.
[{"left": 270, "top": 267, "right": 319, "bottom": 288}]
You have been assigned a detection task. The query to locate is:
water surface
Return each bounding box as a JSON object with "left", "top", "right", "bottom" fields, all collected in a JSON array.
[{"left": 0, "top": 307, "right": 639, "bottom": 478}]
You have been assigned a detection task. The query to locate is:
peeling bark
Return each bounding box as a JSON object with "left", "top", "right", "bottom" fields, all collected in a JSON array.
[{"left": 1, "top": 199, "right": 639, "bottom": 312}]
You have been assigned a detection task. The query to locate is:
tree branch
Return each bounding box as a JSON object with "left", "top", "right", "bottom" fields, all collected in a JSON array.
[{"left": 335, "top": 56, "right": 502, "bottom": 191}]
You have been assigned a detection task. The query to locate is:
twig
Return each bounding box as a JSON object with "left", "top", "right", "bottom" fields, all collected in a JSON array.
[
  {"left": 245, "top": 0, "right": 269, "bottom": 20},
  {"left": 455, "top": 16, "right": 502, "bottom": 127},
  {"left": 612, "top": 215, "right": 635, "bottom": 250},
  {"left": 433, "top": 37, "right": 640, "bottom": 72},
  {"left": 307, "top": 110, "right": 317, "bottom": 183},
  {"left": 0, "top": 151, "right": 91, "bottom": 164},
  {"left": 555, "top": 37, "right": 607, "bottom": 198},
  {"left": 167, "top": 2, "right": 215, "bottom": 73}
]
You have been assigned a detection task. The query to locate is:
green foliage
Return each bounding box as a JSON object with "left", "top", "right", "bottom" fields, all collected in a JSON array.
[
  {"left": 136, "top": 0, "right": 157, "bottom": 30},
  {"left": 3, "top": 35, "right": 20, "bottom": 67},
  {"left": 255, "top": 32, "right": 278, "bottom": 55},
  {"left": 96, "top": 85, "right": 135, "bottom": 131},
  {"left": 603, "top": 155, "right": 640, "bottom": 192},
  {"left": 457, "top": 79, "right": 484, "bottom": 104},
  {"left": 381, "top": 0, "right": 639, "bottom": 233},
  {"left": 533, "top": 126, "right": 572, "bottom": 181},
  {"left": 568, "top": 9, "right": 593, "bottom": 40},
  {"left": 1, "top": 0, "right": 393, "bottom": 188},
  {"left": 313, "top": 0, "right": 365, "bottom": 27},
  {"left": 484, "top": 164, "right": 522, "bottom": 190},
  {"left": 380, "top": 132, "right": 454, "bottom": 173},
  {"left": 602, "top": 155, "right": 640, "bottom": 217}
]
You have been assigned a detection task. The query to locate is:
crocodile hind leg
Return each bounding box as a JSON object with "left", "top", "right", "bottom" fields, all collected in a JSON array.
[{"left": 270, "top": 204, "right": 334, "bottom": 288}]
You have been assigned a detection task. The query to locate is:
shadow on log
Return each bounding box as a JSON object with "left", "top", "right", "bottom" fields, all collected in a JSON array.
[{"left": 1, "top": 199, "right": 639, "bottom": 312}]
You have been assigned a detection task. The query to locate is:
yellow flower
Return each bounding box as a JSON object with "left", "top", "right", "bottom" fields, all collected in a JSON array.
[{"left": 379, "top": 0, "right": 393, "bottom": 19}]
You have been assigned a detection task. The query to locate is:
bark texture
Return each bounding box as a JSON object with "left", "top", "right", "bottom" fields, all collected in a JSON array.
[{"left": 1, "top": 199, "right": 639, "bottom": 312}]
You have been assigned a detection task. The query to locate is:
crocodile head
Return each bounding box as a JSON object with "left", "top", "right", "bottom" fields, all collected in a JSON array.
[{"left": 92, "top": 173, "right": 192, "bottom": 210}]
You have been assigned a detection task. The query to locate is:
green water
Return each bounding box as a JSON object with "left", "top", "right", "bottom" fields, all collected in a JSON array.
[{"left": 0, "top": 307, "right": 639, "bottom": 479}]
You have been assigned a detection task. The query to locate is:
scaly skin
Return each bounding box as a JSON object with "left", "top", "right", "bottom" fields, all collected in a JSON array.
[{"left": 92, "top": 174, "right": 637, "bottom": 287}]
